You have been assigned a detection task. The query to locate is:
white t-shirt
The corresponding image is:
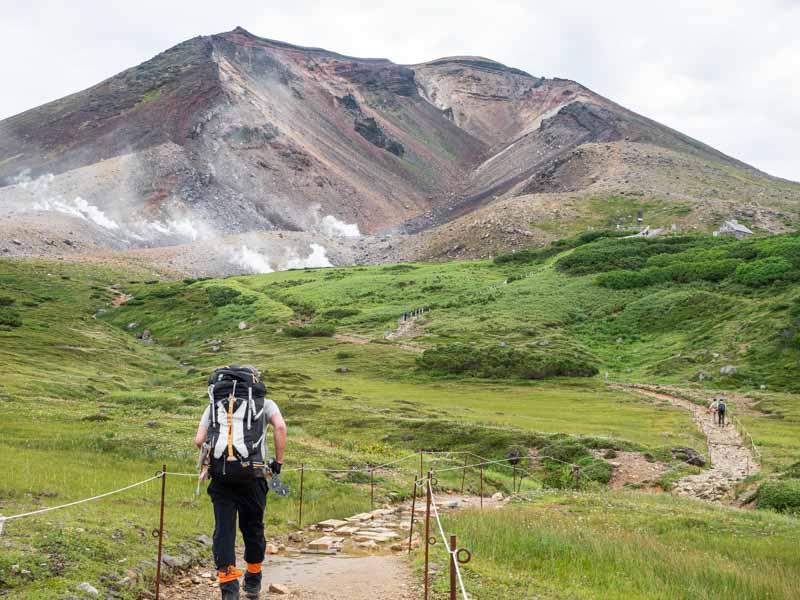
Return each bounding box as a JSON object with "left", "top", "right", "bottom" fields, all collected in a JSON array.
[{"left": 199, "top": 399, "right": 281, "bottom": 428}]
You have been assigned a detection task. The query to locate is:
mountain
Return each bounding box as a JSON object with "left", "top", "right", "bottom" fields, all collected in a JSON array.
[{"left": 1, "top": 27, "right": 799, "bottom": 272}]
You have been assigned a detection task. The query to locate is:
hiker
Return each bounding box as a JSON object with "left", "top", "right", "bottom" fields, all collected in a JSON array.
[
  {"left": 708, "top": 397, "right": 719, "bottom": 417},
  {"left": 196, "top": 365, "right": 287, "bottom": 600},
  {"left": 717, "top": 397, "right": 727, "bottom": 427}
]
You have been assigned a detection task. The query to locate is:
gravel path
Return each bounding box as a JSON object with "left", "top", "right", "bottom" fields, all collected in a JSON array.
[{"left": 624, "top": 385, "right": 759, "bottom": 502}]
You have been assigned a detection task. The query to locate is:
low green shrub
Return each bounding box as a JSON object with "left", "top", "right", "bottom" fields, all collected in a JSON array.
[
  {"left": 283, "top": 325, "right": 335, "bottom": 337},
  {"left": 206, "top": 286, "right": 242, "bottom": 306},
  {"left": 734, "top": 257, "right": 795, "bottom": 287},
  {"left": 319, "top": 308, "right": 360, "bottom": 320},
  {"left": 0, "top": 309, "right": 22, "bottom": 328},
  {"left": 0, "top": 296, "right": 15, "bottom": 307},
  {"left": 756, "top": 480, "right": 800, "bottom": 513},
  {"left": 416, "top": 343, "right": 597, "bottom": 380}
]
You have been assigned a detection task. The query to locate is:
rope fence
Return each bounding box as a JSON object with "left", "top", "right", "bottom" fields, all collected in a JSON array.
[{"left": 0, "top": 444, "right": 722, "bottom": 599}]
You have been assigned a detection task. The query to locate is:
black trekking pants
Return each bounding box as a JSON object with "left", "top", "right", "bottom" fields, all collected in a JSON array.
[
  {"left": 207, "top": 478, "right": 268, "bottom": 570},
  {"left": 718, "top": 411, "right": 726, "bottom": 426}
]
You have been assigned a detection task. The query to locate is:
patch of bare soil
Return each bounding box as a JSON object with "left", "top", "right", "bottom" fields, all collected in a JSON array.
[
  {"left": 334, "top": 333, "right": 425, "bottom": 354},
  {"left": 385, "top": 316, "right": 423, "bottom": 340},
  {"left": 591, "top": 450, "right": 669, "bottom": 490}
]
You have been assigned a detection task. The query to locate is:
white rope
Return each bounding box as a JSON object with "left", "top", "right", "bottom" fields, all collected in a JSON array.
[
  {"left": 282, "top": 451, "right": 420, "bottom": 473},
  {"left": 0, "top": 473, "right": 163, "bottom": 523},
  {"left": 428, "top": 480, "right": 470, "bottom": 600}
]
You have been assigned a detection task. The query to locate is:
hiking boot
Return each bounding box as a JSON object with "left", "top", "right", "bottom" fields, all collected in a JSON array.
[
  {"left": 220, "top": 579, "right": 240, "bottom": 600},
  {"left": 243, "top": 567, "right": 262, "bottom": 599}
]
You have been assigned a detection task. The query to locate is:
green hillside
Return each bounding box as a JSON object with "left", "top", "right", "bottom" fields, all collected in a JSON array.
[{"left": 1, "top": 231, "right": 799, "bottom": 598}]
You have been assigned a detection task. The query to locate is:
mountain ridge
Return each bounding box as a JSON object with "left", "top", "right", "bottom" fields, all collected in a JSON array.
[{"left": 0, "top": 27, "right": 798, "bottom": 274}]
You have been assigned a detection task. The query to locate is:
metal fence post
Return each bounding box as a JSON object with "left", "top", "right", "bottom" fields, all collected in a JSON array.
[
  {"left": 480, "top": 464, "right": 484, "bottom": 510},
  {"left": 460, "top": 455, "right": 468, "bottom": 494},
  {"left": 154, "top": 464, "right": 166, "bottom": 600},
  {"left": 408, "top": 477, "right": 418, "bottom": 554},
  {"left": 449, "top": 534, "right": 457, "bottom": 600},
  {"left": 424, "top": 471, "right": 433, "bottom": 600},
  {"left": 370, "top": 469, "right": 375, "bottom": 510},
  {"left": 298, "top": 464, "right": 305, "bottom": 528}
]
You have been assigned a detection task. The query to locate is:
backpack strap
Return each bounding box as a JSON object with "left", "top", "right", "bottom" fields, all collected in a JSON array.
[
  {"left": 260, "top": 402, "right": 270, "bottom": 463},
  {"left": 247, "top": 387, "right": 254, "bottom": 430},
  {"left": 207, "top": 384, "right": 217, "bottom": 426}
]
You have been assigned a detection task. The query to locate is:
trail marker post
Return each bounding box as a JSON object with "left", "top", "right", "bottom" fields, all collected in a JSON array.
[{"left": 460, "top": 455, "right": 467, "bottom": 494}]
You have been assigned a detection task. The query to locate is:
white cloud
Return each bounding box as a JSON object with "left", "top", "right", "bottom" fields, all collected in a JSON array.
[{"left": 1, "top": 1, "right": 798, "bottom": 180}]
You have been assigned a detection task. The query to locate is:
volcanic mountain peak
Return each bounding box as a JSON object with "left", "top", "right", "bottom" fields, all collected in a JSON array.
[{"left": 1, "top": 28, "right": 798, "bottom": 275}]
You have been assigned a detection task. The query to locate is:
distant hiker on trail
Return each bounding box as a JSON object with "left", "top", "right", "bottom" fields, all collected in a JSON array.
[
  {"left": 717, "top": 397, "right": 727, "bottom": 427},
  {"left": 196, "top": 365, "right": 287, "bottom": 600},
  {"left": 708, "top": 397, "right": 719, "bottom": 417}
]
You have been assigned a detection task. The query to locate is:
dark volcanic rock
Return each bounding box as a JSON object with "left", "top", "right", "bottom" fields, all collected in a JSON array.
[{"left": 354, "top": 117, "right": 404, "bottom": 156}]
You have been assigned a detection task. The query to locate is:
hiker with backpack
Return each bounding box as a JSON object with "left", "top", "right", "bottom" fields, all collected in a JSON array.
[
  {"left": 717, "top": 397, "right": 727, "bottom": 427},
  {"left": 708, "top": 397, "right": 719, "bottom": 417},
  {"left": 195, "top": 365, "right": 287, "bottom": 600}
]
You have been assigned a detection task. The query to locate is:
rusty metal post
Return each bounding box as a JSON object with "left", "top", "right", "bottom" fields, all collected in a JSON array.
[
  {"left": 513, "top": 464, "right": 517, "bottom": 494},
  {"left": 154, "top": 464, "right": 166, "bottom": 600},
  {"left": 460, "top": 455, "right": 467, "bottom": 494},
  {"left": 424, "top": 471, "right": 433, "bottom": 600},
  {"left": 407, "top": 477, "right": 418, "bottom": 554},
  {"left": 418, "top": 450, "right": 424, "bottom": 497},
  {"left": 480, "top": 464, "right": 484, "bottom": 510},
  {"left": 298, "top": 464, "right": 305, "bottom": 528},
  {"left": 449, "top": 534, "right": 457, "bottom": 600},
  {"left": 370, "top": 469, "right": 375, "bottom": 510},
  {"left": 572, "top": 465, "right": 580, "bottom": 489}
]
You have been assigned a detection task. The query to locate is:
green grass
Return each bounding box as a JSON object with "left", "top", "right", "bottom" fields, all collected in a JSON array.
[
  {"left": 1, "top": 229, "right": 799, "bottom": 598},
  {"left": 425, "top": 492, "right": 800, "bottom": 599}
]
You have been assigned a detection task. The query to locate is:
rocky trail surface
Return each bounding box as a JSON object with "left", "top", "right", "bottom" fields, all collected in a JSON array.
[
  {"left": 163, "top": 494, "right": 497, "bottom": 599},
  {"left": 623, "top": 385, "right": 759, "bottom": 502}
]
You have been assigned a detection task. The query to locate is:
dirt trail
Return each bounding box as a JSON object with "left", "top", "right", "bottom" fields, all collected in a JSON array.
[
  {"left": 333, "top": 333, "right": 424, "bottom": 354},
  {"left": 163, "top": 554, "right": 417, "bottom": 600},
  {"left": 622, "top": 385, "right": 759, "bottom": 502},
  {"left": 164, "top": 494, "right": 496, "bottom": 599}
]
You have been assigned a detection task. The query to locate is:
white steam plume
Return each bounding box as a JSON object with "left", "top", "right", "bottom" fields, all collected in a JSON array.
[
  {"left": 285, "top": 243, "right": 333, "bottom": 269},
  {"left": 32, "top": 197, "right": 120, "bottom": 230},
  {"left": 230, "top": 245, "right": 274, "bottom": 274},
  {"left": 229, "top": 243, "right": 333, "bottom": 274},
  {"left": 319, "top": 214, "right": 361, "bottom": 237}
]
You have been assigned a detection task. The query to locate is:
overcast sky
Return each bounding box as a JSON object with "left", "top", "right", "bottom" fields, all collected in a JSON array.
[{"left": 2, "top": 1, "right": 798, "bottom": 181}]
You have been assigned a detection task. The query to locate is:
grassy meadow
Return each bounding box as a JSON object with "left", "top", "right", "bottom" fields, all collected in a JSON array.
[{"left": 1, "top": 230, "right": 799, "bottom": 598}]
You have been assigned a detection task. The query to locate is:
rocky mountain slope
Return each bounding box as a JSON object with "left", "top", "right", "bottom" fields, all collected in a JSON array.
[{"left": 1, "top": 27, "right": 799, "bottom": 274}]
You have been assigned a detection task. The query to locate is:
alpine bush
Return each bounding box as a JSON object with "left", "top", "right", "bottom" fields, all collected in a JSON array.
[
  {"left": 205, "top": 286, "right": 242, "bottom": 307},
  {"left": 734, "top": 257, "right": 795, "bottom": 287},
  {"left": 283, "top": 324, "right": 335, "bottom": 337},
  {"left": 417, "top": 344, "right": 597, "bottom": 379},
  {"left": 756, "top": 480, "right": 800, "bottom": 513}
]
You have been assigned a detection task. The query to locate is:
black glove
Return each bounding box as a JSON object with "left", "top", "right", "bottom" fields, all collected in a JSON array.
[{"left": 268, "top": 459, "right": 282, "bottom": 475}]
